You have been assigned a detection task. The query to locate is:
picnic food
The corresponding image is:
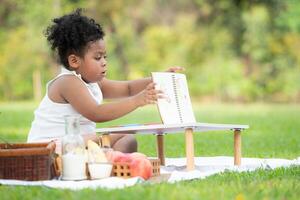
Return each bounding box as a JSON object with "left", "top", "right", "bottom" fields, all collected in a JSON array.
[
  {"left": 86, "top": 140, "right": 113, "bottom": 179},
  {"left": 61, "top": 115, "right": 87, "bottom": 180},
  {"left": 69, "top": 140, "right": 155, "bottom": 180},
  {"left": 62, "top": 153, "right": 87, "bottom": 180},
  {"left": 113, "top": 152, "right": 133, "bottom": 163},
  {"left": 102, "top": 147, "right": 114, "bottom": 161},
  {"left": 88, "top": 162, "right": 113, "bottom": 179},
  {"left": 129, "top": 152, "right": 147, "bottom": 160},
  {"left": 108, "top": 150, "right": 125, "bottom": 163},
  {"left": 112, "top": 151, "right": 153, "bottom": 180},
  {"left": 87, "top": 140, "right": 108, "bottom": 163},
  {"left": 130, "top": 157, "right": 152, "bottom": 180}
]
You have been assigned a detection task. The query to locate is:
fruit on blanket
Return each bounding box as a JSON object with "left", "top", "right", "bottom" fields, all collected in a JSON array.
[
  {"left": 87, "top": 140, "right": 99, "bottom": 150},
  {"left": 104, "top": 149, "right": 115, "bottom": 162},
  {"left": 130, "top": 158, "right": 153, "bottom": 180},
  {"left": 110, "top": 151, "right": 153, "bottom": 180},
  {"left": 129, "top": 152, "right": 147, "bottom": 160},
  {"left": 102, "top": 147, "right": 114, "bottom": 162},
  {"left": 113, "top": 153, "right": 133, "bottom": 163},
  {"left": 109, "top": 151, "right": 125, "bottom": 162},
  {"left": 87, "top": 140, "right": 108, "bottom": 162}
]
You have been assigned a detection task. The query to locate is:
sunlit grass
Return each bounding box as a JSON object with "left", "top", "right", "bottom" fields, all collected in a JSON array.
[{"left": 0, "top": 102, "right": 299, "bottom": 199}]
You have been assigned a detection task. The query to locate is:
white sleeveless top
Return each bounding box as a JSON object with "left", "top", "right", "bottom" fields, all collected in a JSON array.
[{"left": 27, "top": 68, "right": 103, "bottom": 142}]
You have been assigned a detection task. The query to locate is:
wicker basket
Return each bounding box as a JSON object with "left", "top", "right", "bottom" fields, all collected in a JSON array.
[
  {"left": 0, "top": 142, "right": 58, "bottom": 181},
  {"left": 112, "top": 158, "right": 160, "bottom": 178}
]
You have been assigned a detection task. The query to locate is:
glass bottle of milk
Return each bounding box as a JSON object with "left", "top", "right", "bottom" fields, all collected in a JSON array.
[{"left": 61, "top": 115, "right": 87, "bottom": 180}]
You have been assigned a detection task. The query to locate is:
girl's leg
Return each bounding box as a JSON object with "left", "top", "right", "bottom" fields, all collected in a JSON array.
[
  {"left": 82, "top": 133, "right": 100, "bottom": 144},
  {"left": 81, "top": 133, "right": 137, "bottom": 153},
  {"left": 109, "top": 134, "right": 137, "bottom": 153}
]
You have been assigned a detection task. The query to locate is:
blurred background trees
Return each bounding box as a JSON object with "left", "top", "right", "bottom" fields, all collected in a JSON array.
[{"left": 0, "top": 0, "right": 299, "bottom": 102}]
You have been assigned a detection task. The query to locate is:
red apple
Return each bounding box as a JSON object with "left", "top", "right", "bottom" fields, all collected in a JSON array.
[
  {"left": 109, "top": 151, "right": 124, "bottom": 163},
  {"left": 113, "top": 152, "right": 132, "bottom": 163},
  {"left": 129, "top": 152, "right": 147, "bottom": 160},
  {"left": 130, "top": 158, "right": 153, "bottom": 180}
]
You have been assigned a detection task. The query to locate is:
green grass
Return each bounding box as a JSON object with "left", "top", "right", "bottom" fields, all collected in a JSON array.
[{"left": 0, "top": 102, "right": 300, "bottom": 199}]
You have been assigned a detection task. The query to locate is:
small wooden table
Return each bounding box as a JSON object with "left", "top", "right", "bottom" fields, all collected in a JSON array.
[{"left": 97, "top": 123, "right": 248, "bottom": 171}]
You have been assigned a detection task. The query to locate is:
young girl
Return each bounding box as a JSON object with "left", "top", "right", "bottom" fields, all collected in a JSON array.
[{"left": 27, "top": 9, "right": 182, "bottom": 154}]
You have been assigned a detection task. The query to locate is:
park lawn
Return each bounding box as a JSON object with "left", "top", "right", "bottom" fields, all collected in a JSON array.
[{"left": 0, "top": 102, "right": 299, "bottom": 199}]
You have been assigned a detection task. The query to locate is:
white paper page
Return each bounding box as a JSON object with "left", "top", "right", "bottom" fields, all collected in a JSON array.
[
  {"left": 152, "top": 72, "right": 196, "bottom": 124},
  {"left": 174, "top": 74, "right": 196, "bottom": 123},
  {"left": 152, "top": 72, "right": 181, "bottom": 124}
]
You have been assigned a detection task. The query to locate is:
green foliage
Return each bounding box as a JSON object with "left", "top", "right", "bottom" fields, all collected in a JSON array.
[{"left": 0, "top": 0, "right": 300, "bottom": 102}]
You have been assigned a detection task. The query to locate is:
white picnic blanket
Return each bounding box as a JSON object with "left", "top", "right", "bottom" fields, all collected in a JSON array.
[{"left": 1, "top": 156, "right": 299, "bottom": 190}]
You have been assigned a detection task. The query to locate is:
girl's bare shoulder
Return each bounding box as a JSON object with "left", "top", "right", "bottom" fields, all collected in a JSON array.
[{"left": 48, "top": 75, "right": 86, "bottom": 103}]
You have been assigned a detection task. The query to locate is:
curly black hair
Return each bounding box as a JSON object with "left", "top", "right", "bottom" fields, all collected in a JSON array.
[{"left": 45, "top": 8, "right": 105, "bottom": 69}]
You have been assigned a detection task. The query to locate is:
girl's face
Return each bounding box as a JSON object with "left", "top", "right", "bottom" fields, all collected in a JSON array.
[{"left": 77, "top": 39, "right": 107, "bottom": 83}]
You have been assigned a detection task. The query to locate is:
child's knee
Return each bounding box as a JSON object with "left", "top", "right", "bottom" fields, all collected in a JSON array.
[
  {"left": 113, "top": 134, "right": 137, "bottom": 153},
  {"left": 123, "top": 135, "right": 137, "bottom": 153}
]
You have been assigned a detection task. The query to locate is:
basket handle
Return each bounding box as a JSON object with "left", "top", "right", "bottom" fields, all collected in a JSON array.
[
  {"left": 53, "top": 155, "right": 62, "bottom": 177},
  {"left": 46, "top": 141, "right": 56, "bottom": 152}
]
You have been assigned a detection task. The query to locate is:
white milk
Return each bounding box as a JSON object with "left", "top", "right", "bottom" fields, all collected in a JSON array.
[{"left": 62, "top": 154, "right": 87, "bottom": 180}]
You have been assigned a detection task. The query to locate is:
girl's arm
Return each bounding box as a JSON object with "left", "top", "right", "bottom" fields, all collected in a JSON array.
[
  {"left": 60, "top": 76, "right": 161, "bottom": 122},
  {"left": 99, "top": 66, "right": 184, "bottom": 99},
  {"left": 99, "top": 78, "right": 151, "bottom": 99}
]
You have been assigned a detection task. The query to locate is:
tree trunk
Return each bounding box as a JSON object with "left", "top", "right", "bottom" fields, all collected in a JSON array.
[{"left": 109, "top": 18, "right": 130, "bottom": 79}]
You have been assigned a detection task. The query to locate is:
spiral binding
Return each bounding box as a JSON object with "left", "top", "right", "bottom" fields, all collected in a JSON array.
[{"left": 172, "top": 74, "right": 183, "bottom": 123}]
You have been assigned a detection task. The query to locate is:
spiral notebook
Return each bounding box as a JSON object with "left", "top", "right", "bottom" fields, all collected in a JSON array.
[
  {"left": 96, "top": 72, "right": 248, "bottom": 134},
  {"left": 151, "top": 72, "right": 196, "bottom": 124}
]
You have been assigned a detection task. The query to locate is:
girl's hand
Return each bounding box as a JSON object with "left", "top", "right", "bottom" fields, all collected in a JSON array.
[
  {"left": 165, "top": 66, "right": 185, "bottom": 73},
  {"left": 134, "top": 82, "right": 163, "bottom": 107}
]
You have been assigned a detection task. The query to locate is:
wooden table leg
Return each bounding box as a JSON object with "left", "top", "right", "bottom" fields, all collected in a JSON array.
[
  {"left": 156, "top": 134, "right": 165, "bottom": 166},
  {"left": 234, "top": 129, "right": 241, "bottom": 166},
  {"left": 102, "top": 134, "right": 111, "bottom": 148},
  {"left": 185, "top": 128, "right": 195, "bottom": 171}
]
